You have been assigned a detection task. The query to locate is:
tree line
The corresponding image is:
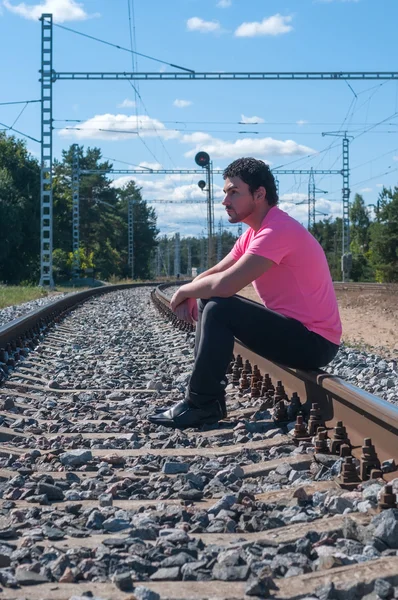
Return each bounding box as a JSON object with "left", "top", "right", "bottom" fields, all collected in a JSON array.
[
  {"left": 310, "top": 190, "right": 398, "bottom": 282},
  {"left": 1, "top": 131, "right": 398, "bottom": 284}
]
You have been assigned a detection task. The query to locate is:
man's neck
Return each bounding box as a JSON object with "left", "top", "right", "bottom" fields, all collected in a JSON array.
[{"left": 245, "top": 204, "right": 274, "bottom": 232}]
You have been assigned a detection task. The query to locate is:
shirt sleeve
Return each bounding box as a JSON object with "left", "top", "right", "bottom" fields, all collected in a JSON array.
[{"left": 246, "top": 225, "right": 291, "bottom": 265}]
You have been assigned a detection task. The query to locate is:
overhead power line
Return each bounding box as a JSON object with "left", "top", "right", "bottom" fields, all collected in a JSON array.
[
  {"left": 0, "top": 99, "right": 40, "bottom": 106},
  {"left": 53, "top": 22, "right": 194, "bottom": 73}
]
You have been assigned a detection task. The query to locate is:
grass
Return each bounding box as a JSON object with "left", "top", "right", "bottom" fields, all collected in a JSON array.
[{"left": 0, "top": 286, "right": 48, "bottom": 310}]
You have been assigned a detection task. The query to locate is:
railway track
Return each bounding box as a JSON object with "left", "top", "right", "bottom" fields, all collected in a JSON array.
[{"left": 0, "top": 283, "right": 397, "bottom": 600}]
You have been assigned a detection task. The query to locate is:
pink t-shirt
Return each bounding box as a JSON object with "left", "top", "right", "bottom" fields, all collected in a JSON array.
[{"left": 229, "top": 206, "right": 342, "bottom": 345}]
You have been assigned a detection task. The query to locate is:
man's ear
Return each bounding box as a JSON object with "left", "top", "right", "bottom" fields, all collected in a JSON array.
[{"left": 255, "top": 186, "right": 266, "bottom": 202}]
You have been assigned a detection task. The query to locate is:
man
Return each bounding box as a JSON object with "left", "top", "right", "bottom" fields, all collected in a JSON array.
[{"left": 149, "top": 157, "right": 341, "bottom": 429}]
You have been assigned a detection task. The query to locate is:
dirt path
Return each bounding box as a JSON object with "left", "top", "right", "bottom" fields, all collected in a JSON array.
[{"left": 239, "top": 285, "right": 398, "bottom": 358}]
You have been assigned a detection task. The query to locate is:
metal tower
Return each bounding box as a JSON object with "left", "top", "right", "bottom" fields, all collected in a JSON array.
[
  {"left": 174, "top": 233, "right": 181, "bottom": 276},
  {"left": 166, "top": 240, "right": 170, "bottom": 276},
  {"left": 308, "top": 168, "right": 315, "bottom": 231},
  {"left": 128, "top": 198, "right": 134, "bottom": 279},
  {"left": 71, "top": 144, "right": 80, "bottom": 279},
  {"left": 217, "top": 219, "right": 222, "bottom": 263},
  {"left": 39, "top": 14, "right": 54, "bottom": 287},
  {"left": 274, "top": 176, "right": 280, "bottom": 196},
  {"left": 187, "top": 240, "right": 192, "bottom": 276},
  {"left": 156, "top": 246, "right": 161, "bottom": 278}
]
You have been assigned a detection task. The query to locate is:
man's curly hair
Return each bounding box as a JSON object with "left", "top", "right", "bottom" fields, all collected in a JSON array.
[{"left": 223, "top": 157, "right": 279, "bottom": 207}]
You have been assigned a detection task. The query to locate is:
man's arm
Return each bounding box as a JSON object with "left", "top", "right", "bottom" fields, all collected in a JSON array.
[
  {"left": 191, "top": 253, "right": 237, "bottom": 282},
  {"left": 171, "top": 254, "right": 274, "bottom": 311}
]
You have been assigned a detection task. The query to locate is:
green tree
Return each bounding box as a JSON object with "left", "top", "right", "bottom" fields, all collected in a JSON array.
[
  {"left": 349, "top": 194, "right": 374, "bottom": 281},
  {"left": 310, "top": 218, "right": 342, "bottom": 280},
  {"left": 115, "top": 180, "right": 159, "bottom": 280},
  {"left": 0, "top": 133, "right": 40, "bottom": 283},
  {"left": 369, "top": 186, "right": 398, "bottom": 282},
  {"left": 53, "top": 145, "right": 158, "bottom": 281}
]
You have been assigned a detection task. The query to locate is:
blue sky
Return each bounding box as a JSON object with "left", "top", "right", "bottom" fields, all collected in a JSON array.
[{"left": 1, "top": 0, "right": 398, "bottom": 238}]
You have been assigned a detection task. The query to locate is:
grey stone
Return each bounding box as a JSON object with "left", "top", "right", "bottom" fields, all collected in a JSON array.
[
  {"left": 60, "top": 449, "right": 92, "bottom": 466},
  {"left": 162, "top": 461, "right": 189, "bottom": 474},
  {"left": 133, "top": 586, "right": 161, "bottom": 600},
  {"left": 178, "top": 488, "right": 203, "bottom": 501},
  {"left": 150, "top": 567, "right": 181, "bottom": 581},
  {"left": 98, "top": 493, "right": 113, "bottom": 507},
  {"left": 370, "top": 509, "right": 398, "bottom": 548},
  {"left": 362, "top": 483, "right": 383, "bottom": 503},
  {"left": 245, "top": 577, "right": 273, "bottom": 597},
  {"left": 103, "top": 517, "right": 131, "bottom": 532},
  {"left": 0, "top": 553, "right": 11, "bottom": 568},
  {"left": 36, "top": 482, "right": 65, "bottom": 501},
  {"left": 161, "top": 553, "right": 196, "bottom": 568},
  {"left": 374, "top": 578, "right": 394, "bottom": 599},
  {"left": 15, "top": 568, "right": 49, "bottom": 585},
  {"left": 208, "top": 494, "right": 237, "bottom": 515},
  {"left": 112, "top": 571, "right": 133, "bottom": 591},
  {"left": 213, "top": 564, "right": 250, "bottom": 581},
  {"left": 324, "top": 495, "right": 354, "bottom": 514}
]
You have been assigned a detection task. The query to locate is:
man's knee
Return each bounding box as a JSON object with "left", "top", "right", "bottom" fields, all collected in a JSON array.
[{"left": 202, "top": 296, "right": 234, "bottom": 317}]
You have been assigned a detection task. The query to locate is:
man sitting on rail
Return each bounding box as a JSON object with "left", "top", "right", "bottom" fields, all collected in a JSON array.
[{"left": 149, "top": 157, "right": 342, "bottom": 429}]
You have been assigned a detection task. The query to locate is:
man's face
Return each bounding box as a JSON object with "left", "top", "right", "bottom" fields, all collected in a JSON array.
[{"left": 222, "top": 176, "right": 257, "bottom": 224}]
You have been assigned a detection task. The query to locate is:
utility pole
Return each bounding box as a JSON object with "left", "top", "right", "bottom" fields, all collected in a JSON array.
[
  {"left": 128, "top": 197, "right": 134, "bottom": 279},
  {"left": 174, "top": 233, "right": 181, "bottom": 276},
  {"left": 322, "top": 132, "right": 352, "bottom": 281},
  {"left": 187, "top": 239, "right": 192, "bottom": 276},
  {"left": 156, "top": 246, "right": 161, "bottom": 278},
  {"left": 275, "top": 176, "right": 280, "bottom": 196},
  {"left": 39, "top": 14, "right": 54, "bottom": 288},
  {"left": 308, "top": 169, "right": 315, "bottom": 231},
  {"left": 200, "top": 236, "right": 205, "bottom": 272},
  {"left": 195, "top": 152, "right": 215, "bottom": 268},
  {"left": 166, "top": 240, "right": 170, "bottom": 277},
  {"left": 307, "top": 168, "right": 328, "bottom": 231},
  {"left": 71, "top": 144, "right": 80, "bottom": 280},
  {"left": 217, "top": 219, "right": 223, "bottom": 263}
]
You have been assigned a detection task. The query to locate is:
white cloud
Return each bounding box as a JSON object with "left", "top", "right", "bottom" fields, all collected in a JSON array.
[
  {"left": 187, "top": 17, "right": 220, "bottom": 33},
  {"left": 3, "top": 0, "right": 98, "bottom": 22},
  {"left": 393, "top": 156, "right": 398, "bottom": 162},
  {"left": 359, "top": 188, "right": 372, "bottom": 193},
  {"left": 181, "top": 132, "right": 213, "bottom": 144},
  {"left": 376, "top": 183, "right": 384, "bottom": 188},
  {"left": 240, "top": 114, "right": 265, "bottom": 124},
  {"left": 117, "top": 99, "right": 136, "bottom": 109},
  {"left": 139, "top": 162, "right": 163, "bottom": 170},
  {"left": 235, "top": 14, "right": 293, "bottom": 37},
  {"left": 217, "top": 0, "right": 231, "bottom": 6},
  {"left": 173, "top": 99, "right": 192, "bottom": 108},
  {"left": 183, "top": 134, "right": 316, "bottom": 160},
  {"left": 296, "top": 120, "right": 308, "bottom": 126},
  {"left": 58, "top": 113, "right": 180, "bottom": 141}
]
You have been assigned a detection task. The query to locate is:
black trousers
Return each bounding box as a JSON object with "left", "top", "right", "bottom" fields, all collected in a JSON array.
[{"left": 188, "top": 295, "right": 339, "bottom": 405}]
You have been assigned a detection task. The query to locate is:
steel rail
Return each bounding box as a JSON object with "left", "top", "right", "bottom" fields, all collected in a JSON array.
[
  {"left": 0, "top": 282, "right": 159, "bottom": 348},
  {"left": 154, "top": 283, "right": 398, "bottom": 474}
]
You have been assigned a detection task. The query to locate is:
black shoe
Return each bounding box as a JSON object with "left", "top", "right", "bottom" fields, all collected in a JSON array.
[
  {"left": 152, "top": 396, "right": 227, "bottom": 419},
  {"left": 148, "top": 398, "right": 224, "bottom": 429}
]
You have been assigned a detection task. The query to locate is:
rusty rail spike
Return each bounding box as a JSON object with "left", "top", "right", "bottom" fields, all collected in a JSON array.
[
  {"left": 337, "top": 456, "right": 361, "bottom": 490},
  {"left": 378, "top": 484, "right": 398, "bottom": 510},
  {"left": 315, "top": 429, "right": 329, "bottom": 454},
  {"left": 308, "top": 402, "right": 326, "bottom": 436},
  {"left": 330, "top": 421, "right": 351, "bottom": 455},
  {"left": 360, "top": 438, "right": 381, "bottom": 481},
  {"left": 293, "top": 414, "right": 311, "bottom": 443}
]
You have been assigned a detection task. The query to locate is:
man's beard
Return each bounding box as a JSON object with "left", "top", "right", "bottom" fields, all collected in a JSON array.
[{"left": 225, "top": 202, "right": 255, "bottom": 224}]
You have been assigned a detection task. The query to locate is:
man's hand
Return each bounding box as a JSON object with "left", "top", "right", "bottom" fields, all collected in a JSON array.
[{"left": 173, "top": 298, "right": 198, "bottom": 325}]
